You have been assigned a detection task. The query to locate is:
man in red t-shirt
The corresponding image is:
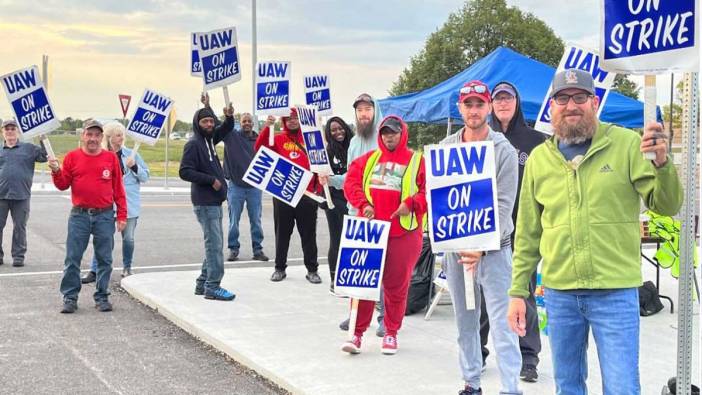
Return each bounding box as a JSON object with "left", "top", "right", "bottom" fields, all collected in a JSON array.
[{"left": 48, "top": 119, "right": 127, "bottom": 314}]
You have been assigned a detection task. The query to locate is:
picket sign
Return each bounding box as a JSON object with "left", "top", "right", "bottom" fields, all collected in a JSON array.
[
  {"left": 0, "top": 65, "right": 60, "bottom": 159},
  {"left": 196, "top": 27, "right": 241, "bottom": 107},
  {"left": 243, "top": 146, "right": 314, "bottom": 207},
  {"left": 125, "top": 88, "right": 174, "bottom": 159},
  {"left": 296, "top": 104, "right": 334, "bottom": 209}
]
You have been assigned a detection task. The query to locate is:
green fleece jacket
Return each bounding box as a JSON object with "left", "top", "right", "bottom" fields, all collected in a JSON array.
[{"left": 509, "top": 123, "right": 683, "bottom": 298}]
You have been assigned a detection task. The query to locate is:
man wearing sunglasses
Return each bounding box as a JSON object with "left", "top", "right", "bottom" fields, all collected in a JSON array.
[
  {"left": 440, "top": 80, "right": 522, "bottom": 395},
  {"left": 479, "top": 82, "right": 546, "bottom": 383},
  {"left": 507, "top": 69, "right": 683, "bottom": 394}
]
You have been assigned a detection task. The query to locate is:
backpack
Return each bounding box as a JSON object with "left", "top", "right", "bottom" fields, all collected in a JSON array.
[{"left": 638, "top": 281, "right": 664, "bottom": 316}]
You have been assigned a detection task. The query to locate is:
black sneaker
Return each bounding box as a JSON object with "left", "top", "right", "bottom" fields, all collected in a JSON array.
[
  {"left": 12, "top": 260, "right": 23, "bottom": 267},
  {"left": 95, "top": 300, "right": 113, "bottom": 312},
  {"left": 204, "top": 287, "right": 236, "bottom": 301},
  {"left": 60, "top": 300, "right": 78, "bottom": 314},
  {"left": 520, "top": 365, "right": 538, "bottom": 382},
  {"left": 459, "top": 385, "right": 482, "bottom": 394},
  {"left": 339, "top": 318, "right": 350, "bottom": 331},
  {"left": 306, "top": 271, "right": 322, "bottom": 284},
  {"left": 227, "top": 250, "right": 239, "bottom": 262},
  {"left": 270, "top": 270, "right": 286, "bottom": 282},
  {"left": 194, "top": 283, "right": 205, "bottom": 295},
  {"left": 121, "top": 268, "right": 133, "bottom": 278},
  {"left": 252, "top": 252, "right": 269, "bottom": 261},
  {"left": 81, "top": 271, "right": 96, "bottom": 284}
]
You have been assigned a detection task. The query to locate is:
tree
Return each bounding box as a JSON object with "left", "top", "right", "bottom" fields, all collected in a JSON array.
[
  {"left": 662, "top": 80, "right": 684, "bottom": 130},
  {"left": 173, "top": 120, "right": 191, "bottom": 132},
  {"left": 390, "top": 0, "right": 565, "bottom": 147},
  {"left": 612, "top": 74, "right": 640, "bottom": 100}
]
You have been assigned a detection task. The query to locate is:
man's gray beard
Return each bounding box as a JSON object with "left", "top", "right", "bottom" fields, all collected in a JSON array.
[
  {"left": 553, "top": 112, "right": 597, "bottom": 144},
  {"left": 356, "top": 120, "right": 373, "bottom": 138}
]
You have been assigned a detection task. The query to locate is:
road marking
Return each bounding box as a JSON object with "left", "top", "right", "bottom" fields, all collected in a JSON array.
[{"left": 0, "top": 257, "right": 327, "bottom": 277}]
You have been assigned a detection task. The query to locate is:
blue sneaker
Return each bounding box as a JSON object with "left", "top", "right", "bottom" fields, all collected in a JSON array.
[{"left": 204, "top": 287, "right": 236, "bottom": 301}]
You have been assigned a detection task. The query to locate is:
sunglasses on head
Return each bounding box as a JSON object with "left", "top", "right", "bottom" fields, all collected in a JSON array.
[{"left": 460, "top": 84, "right": 487, "bottom": 94}]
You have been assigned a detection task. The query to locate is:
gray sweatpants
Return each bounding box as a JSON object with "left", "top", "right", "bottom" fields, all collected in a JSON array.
[
  {"left": 445, "top": 246, "right": 522, "bottom": 394},
  {"left": 0, "top": 199, "right": 30, "bottom": 264}
]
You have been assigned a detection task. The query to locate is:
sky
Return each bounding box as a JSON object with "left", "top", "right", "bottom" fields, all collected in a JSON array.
[{"left": 0, "top": 0, "right": 685, "bottom": 127}]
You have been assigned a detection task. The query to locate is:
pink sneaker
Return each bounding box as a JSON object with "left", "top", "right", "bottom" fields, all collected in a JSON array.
[
  {"left": 341, "top": 335, "right": 362, "bottom": 354},
  {"left": 381, "top": 335, "right": 398, "bottom": 355}
]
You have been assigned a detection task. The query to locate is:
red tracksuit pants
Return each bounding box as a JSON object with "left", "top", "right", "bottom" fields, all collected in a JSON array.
[{"left": 353, "top": 229, "right": 423, "bottom": 337}]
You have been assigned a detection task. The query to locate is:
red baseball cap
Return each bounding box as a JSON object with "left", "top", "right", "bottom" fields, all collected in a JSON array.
[{"left": 459, "top": 80, "right": 491, "bottom": 103}]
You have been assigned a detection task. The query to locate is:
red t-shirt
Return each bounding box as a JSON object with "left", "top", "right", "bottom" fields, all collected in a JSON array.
[{"left": 52, "top": 149, "right": 127, "bottom": 221}]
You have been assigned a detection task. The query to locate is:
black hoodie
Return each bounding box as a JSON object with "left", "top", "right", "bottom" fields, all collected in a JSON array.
[
  {"left": 323, "top": 116, "right": 353, "bottom": 207},
  {"left": 179, "top": 109, "right": 234, "bottom": 206},
  {"left": 488, "top": 81, "right": 547, "bottom": 224}
]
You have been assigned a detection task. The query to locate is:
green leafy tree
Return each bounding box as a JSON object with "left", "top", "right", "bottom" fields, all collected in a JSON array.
[
  {"left": 390, "top": 0, "right": 564, "bottom": 148},
  {"left": 612, "top": 74, "right": 640, "bottom": 100}
]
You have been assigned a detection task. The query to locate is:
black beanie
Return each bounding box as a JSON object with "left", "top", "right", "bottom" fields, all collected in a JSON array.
[{"left": 197, "top": 108, "right": 216, "bottom": 122}]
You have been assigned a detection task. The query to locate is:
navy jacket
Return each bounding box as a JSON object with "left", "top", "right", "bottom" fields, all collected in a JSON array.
[{"left": 179, "top": 110, "right": 233, "bottom": 206}]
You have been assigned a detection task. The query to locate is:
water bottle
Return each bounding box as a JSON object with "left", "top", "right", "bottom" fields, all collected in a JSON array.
[{"left": 535, "top": 273, "right": 548, "bottom": 336}]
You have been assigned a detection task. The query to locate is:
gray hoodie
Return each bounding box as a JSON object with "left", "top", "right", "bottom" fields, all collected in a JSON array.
[{"left": 438, "top": 127, "right": 518, "bottom": 247}]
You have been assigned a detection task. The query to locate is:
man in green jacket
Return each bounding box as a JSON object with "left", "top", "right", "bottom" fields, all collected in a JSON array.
[{"left": 507, "top": 69, "right": 682, "bottom": 395}]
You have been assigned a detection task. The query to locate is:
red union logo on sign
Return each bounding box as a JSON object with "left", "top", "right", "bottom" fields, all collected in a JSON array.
[{"left": 119, "top": 94, "right": 131, "bottom": 118}]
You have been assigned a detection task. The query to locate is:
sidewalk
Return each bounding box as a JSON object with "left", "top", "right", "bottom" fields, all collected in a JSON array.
[{"left": 121, "top": 261, "right": 699, "bottom": 395}]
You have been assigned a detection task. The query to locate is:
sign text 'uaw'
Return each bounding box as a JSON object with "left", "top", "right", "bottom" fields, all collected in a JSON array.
[
  {"left": 334, "top": 216, "right": 391, "bottom": 301},
  {"left": 297, "top": 105, "right": 332, "bottom": 173},
  {"left": 303, "top": 74, "right": 332, "bottom": 116},
  {"left": 256, "top": 61, "right": 291, "bottom": 117},
  {"left": 1, "top": 65, "right": 60, "bottom": 138},
  {"left": 196, "top": 27, "right": 241, "bottom": 90}
]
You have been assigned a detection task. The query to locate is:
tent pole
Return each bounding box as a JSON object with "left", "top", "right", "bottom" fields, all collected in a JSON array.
[{"left": 446, "top": 117, "right": 452, "bottom": 137}]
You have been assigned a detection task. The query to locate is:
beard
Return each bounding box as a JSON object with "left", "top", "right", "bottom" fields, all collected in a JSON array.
[
  {"left": 552, "top": 108, "right": 597, "bottom": 144},
  {"left": 356, "top": 118, "right": 374, "bottom": 138},
  {"left": 465, "top": 116, "right": 487, "bottom": 131}
]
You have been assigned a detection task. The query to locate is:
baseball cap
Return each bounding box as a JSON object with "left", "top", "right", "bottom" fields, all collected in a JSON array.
[
  {"left": 491, "top": 83, "right": 517, "bottom": 99},
  {"left": 459, "top": 80, "right": 491, "bottom": 103},
  {"left": 378, "top": 116, "right": 402, "bottom": 134},
  {"left": 1, "top": 119, "right": 18, "bottom": 129},
  {"left": 83, "top": 118, "right": 104, "bottom": 132},
  {"left": 352, "top": 93, "right": 374, "bottom": 109},
  {"left": 551, "top": 69, "right": 595, "bottom": 97}
]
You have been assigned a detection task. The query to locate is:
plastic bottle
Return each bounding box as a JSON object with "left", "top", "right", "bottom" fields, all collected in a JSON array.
[{"left": 535, "top": 272, "right": 548, "bottom": 336}]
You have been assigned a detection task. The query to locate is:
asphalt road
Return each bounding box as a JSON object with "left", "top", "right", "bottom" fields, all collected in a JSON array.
[{"left": 0, "top": 180, "right": 333, "bottom": 394}]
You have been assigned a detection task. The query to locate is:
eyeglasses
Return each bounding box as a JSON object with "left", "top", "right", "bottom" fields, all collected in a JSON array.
[
  {"left": 492, "top": 95, "right": 515, "bottom": 103},
  {"left": 460, "top": 84, "right": 487, "bottom": 94},
  {"left": 553, "top": 93, "right": 592, "bottom": 105}
]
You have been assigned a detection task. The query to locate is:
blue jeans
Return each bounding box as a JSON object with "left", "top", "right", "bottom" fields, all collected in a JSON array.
[
  {"left": 194, "top": 205, "right": 225, "bottom": 292},
  {"left": 545, "top": 288, "right": 640, "bottom": 395},
  {"left": 60, "top": 209, "right": 115, "bottom": 303},
  {"left": 91, "top": 217, "right": 138, "bottom": 271},
  {"left": 226, "top": 181, "right": 263, "bottom": 254}
]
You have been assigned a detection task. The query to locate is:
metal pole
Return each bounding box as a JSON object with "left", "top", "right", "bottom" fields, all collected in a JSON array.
[
  {"left": 675, "top": 72, "right": 698, "bottom": 395},
  {"left": 669, "top": 74, "right": 674, "bottom": 149},
  {"left": 164, "top": 112, "right": 170, "bottom": 189},
  {"left": 446, "top": 117, "right": 452, "bottom": 137},
  {"left": 251, "top": 0, "right": 258, "bottom": 131},
  {"left": 41, "top": 55, "right": 48, "bottom": 189}
]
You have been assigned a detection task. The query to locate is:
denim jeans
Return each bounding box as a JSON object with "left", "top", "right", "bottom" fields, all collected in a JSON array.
[
  {"left": 445, "top": 246, "right": 522, "bottom": 394},
  {"left": 194, "top": 205, "right": 225, "bottom": 292},
  {"left": 91, "top": 217, "right": 138, "bottom": 271},
  {"left": 226, "top": 181, "right": 263, "bottom": 254},
  {"left": 60, "top": 209, "right": 115, "bottom": 303},
  {"left": 545, "top": 287, "right": 640, "bottom": 395}
]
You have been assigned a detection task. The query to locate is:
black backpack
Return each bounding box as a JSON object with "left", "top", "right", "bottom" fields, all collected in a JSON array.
[{"left": 638, "top": 281, "right": 664, "bottom": 316}]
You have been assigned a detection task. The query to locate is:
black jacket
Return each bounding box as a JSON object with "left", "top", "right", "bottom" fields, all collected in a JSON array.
[
  {"left": 179, "top": 110, "right": 234, "bottom": 206},
  {"left": 488, "top": 81, "right": 547, "bottom": 224},
  {"left": 223, "top": 128, "right": 258, "bottom": 188}
]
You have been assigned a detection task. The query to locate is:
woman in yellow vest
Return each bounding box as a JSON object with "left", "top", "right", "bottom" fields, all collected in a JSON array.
[{"left": 340, "top": 115, "right": 426, "bottom": 355}]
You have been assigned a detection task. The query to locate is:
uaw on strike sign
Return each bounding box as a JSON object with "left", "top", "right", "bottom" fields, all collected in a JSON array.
[
  {"left": 425, "top": 142, "right": 500, "bottom": 252},
  {"left": 243, "top": 146, "right": 313, "bottom": 207},
  {"left": 126, "top": 89, "right": 174, "bottom": 145},
  {"left": 196, "top": 27, "right": 241, "bottom": 90},
  {"left": 600, "top": 0, "right": 698, "bottom": 73},
  {"left": 334, "top": 216, "right": 391, "bottom": 301},
  {"left": 1, "top": 66, "right": 60, "bottom": 138}
]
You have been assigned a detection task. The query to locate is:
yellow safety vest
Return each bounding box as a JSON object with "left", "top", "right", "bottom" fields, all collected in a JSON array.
[{"left": 362, "top": 150, "right": 422, "bottom": 231}]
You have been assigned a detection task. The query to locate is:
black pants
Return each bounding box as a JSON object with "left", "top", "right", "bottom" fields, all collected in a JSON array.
[
  {"left": 480, "top": 270, "right": 541, "bottom": 368},
  {"left": 273, "top": 197, "right": 318, "bottom": 273},
  {"left": 323, "top": 200, "right": 347, "bottom": 281}
]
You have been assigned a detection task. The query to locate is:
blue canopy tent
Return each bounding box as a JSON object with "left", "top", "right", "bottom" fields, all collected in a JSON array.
[{"left": 379, "top": 46, "right": 660, "bottom": 128}]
